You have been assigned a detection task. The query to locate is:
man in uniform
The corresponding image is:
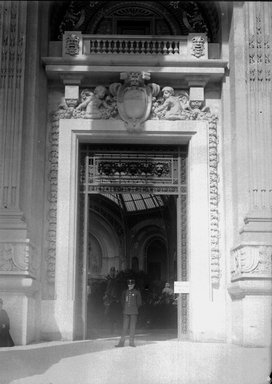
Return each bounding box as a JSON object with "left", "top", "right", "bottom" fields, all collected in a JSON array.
[
  {"left": 115, "top": 279, "right": 142, "bottom": 347},
  {"left": 0, "top": 298, "right": 14, "bottom": 347}
]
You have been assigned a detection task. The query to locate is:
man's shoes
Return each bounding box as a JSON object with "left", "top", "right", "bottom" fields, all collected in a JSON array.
[
  {"left": 115, "top": 343, "right": 124, "bottom": 348},
  {"left": 129, "top": 342, "right": 136, "bottom": 347}
]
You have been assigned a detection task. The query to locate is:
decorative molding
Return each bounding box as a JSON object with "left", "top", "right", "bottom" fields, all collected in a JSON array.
[
  {"left": 231, "top": 245, "right": 272, "bottom": 280},
  {"left": 46, "top": 112, "right": 60, "bottom": 284}
]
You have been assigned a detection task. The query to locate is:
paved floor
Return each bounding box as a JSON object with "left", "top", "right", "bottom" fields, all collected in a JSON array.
[{"left": 0, "top": 331, "right": 271, "bottom": 384}]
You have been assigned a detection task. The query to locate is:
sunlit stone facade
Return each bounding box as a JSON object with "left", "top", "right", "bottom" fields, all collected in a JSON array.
[{"left": 0, "top": 1, "right": 271, "bottom": 347}]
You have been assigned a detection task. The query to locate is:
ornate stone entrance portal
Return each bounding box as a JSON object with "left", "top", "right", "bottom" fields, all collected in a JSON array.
[
  {"left": 76, "top": 144, "right": 188, "bottom": 338},
  {"left": 50, "top": 116, "right": 221, "bottom": 342}
]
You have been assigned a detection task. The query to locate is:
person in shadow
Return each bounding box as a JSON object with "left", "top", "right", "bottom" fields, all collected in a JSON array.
[
  {"left": 115, "top": 279, "right": 142, "bottom": 348},
  {"left": 0, "top": 298, "right": 14, "bottom": 347}
]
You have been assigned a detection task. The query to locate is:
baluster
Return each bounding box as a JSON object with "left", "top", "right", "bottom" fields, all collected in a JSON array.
[
  {"left": 96, "top": 40, "right": 101, "bottom": 54},
  {"left": 124, "top": 40, "right": 129, "bottom": 54},
  {"left": 138, "top": 40, "right": 143, "bottom": 54},
  {"left": 139, "top": 40, "right": 143, "bottom": 54},
  {"left": 93, "top": 40, "right": 97, "bottom": 54},
  {"left": 90, "top": 40, "right": 94, "bottom": 54},
  {"left": 134, "top": 40, "right": 139, "bottom": 54},
  {"left": 169, "top": 41, "right": 173, "bottom": 55},
  {"left": 101, "top": 39, "right": 107, "bottom": 54},
  {"left": 116, "top": 40, "right": 120, "bottom": 54},
  {"left": 105, "top": 39, "right": 110, "bottom": 54},
  {"left": 147, "top": 40, "right": 152, "bottom": 55},
  {"left": 128, "top": 40, "right": 132, "bottom": 54},
  {"left": 174, "top": 41, "right": 179, "bottom": 55},
  {"left": 112, "top": 40, "right": 117, "bottom": 54},
  {"left": 143, "top": 40, "right": 147, "bottom": 55},
  {"left": 156, "top": 41, "right": 162, "bottom": 55},
  {"left": 163, "top": 41, "right": 168, "bottom": 55},
  {"left": 160, "top": 41, "right": 164, "bottom": 55}
]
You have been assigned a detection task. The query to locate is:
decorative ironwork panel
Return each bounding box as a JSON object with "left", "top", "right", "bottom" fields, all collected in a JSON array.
[{"left": 80, "top": 145, "right": 187, "bottom": 195}]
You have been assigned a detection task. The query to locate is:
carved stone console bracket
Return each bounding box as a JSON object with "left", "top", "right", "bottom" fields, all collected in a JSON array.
[
  {"left": 0, "top": 239, "right": 38, "bottom": 276},
  {"left": 229, "top": 244, "right": 272, "bottom": 300},
  {"left": 231, "top": 244, "right": 272, "bottom": 281}
]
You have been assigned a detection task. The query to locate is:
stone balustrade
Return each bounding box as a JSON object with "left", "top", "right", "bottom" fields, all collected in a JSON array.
[
  {"left": 62, "top": 31, "right": 212, "bottom": 60},
  {"left": 84, "top": 35, "right": 186, "bottom": 56}
]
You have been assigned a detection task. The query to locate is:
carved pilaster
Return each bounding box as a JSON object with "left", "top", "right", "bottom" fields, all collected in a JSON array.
[
  {"left": 0, "top": 1, "right": 26, "bottom": 210},
  {"left": 246, "top": 3, "right": 272, "bottom": 213}
]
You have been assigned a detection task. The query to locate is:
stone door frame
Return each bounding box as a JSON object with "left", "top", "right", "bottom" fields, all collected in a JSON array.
[{"left": 54, "top": 119, "right": 211, "bottom": 341}]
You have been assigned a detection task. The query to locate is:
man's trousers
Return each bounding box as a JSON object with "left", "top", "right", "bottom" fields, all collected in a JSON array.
[{"left": 120, "top": 314, "right": 138, "bottom": 344}]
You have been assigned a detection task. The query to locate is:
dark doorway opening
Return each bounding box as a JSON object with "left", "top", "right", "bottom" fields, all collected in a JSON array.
[{"left": 86, "top": 193, "right": 178, "bottom": 340}]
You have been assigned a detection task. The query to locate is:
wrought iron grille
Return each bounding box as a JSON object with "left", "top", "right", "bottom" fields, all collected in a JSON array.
[{"left": 80, "top": 144, "right": 187, "bottom": 195}]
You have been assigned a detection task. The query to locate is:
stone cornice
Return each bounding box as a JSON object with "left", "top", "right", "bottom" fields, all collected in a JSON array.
[{"left": 42, "top": 57, "right": 228, "bottom": 85}]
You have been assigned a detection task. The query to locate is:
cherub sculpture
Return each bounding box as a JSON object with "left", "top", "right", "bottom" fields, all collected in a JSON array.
[
  {"left": 74, "top": 85, "right": 115, "bottom": 119},
  {"left": 153, "top": 86, "right": 183, "bottom": 120}
]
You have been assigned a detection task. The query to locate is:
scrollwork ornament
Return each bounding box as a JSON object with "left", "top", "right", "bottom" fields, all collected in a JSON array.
[
  {"left": 231, "top": 245, "right": 272, "bottom": 280},
  {"left": 0, "top": 244, "right": 14, "bottom": 271}
]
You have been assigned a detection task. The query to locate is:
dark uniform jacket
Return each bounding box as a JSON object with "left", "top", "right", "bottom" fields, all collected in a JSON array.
[
  {"left": 0, "top": 309, "right": 14, "bottom": 347},
  {"left": 121, "top": 288, "right": 142, "bottom": 315}
]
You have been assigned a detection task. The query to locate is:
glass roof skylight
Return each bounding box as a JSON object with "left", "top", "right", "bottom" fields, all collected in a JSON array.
[{"left": 103, "top": 194, "right": 164, "bottom": 212}]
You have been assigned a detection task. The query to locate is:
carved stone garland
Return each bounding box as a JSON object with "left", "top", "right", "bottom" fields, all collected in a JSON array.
[{"left": 46, "top": 88, "right": 220, "bottom": 289}]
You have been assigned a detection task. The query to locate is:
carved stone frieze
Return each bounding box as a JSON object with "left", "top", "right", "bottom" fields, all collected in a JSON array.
[
  {"left": 98, "top": 159, "right": 170, "bottom": 178},
  {"left": 0, "top": 240, "right": 37, "bottom": 274},
  {"left": 231, "top": 245, "right": 272, "bottom": 280},
  {"left": 55, "top": 80, "right": 211, "bottom": 124}
]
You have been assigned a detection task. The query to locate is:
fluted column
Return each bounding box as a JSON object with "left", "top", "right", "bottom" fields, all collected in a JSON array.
[{"left": 0, "top": 1, "right": 26, "bottom": 211}]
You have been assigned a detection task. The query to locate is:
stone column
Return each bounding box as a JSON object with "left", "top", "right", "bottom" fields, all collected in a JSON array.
[{"left": 227, "top": 2, "right": 272, "bottom": 347}]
